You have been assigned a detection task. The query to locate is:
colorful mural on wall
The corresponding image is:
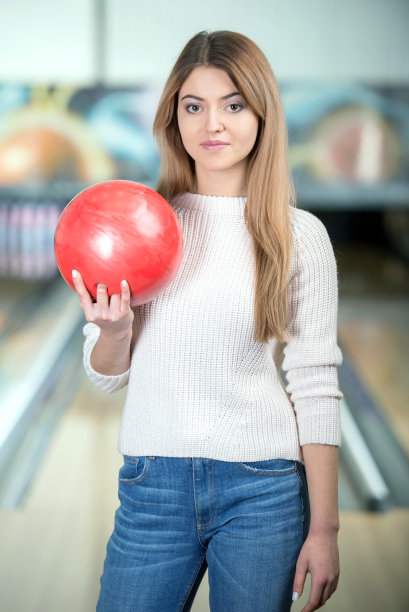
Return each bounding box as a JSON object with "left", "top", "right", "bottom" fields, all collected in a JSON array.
[{"left": 0, "top": 82, "right": 408, "bottom": 279}]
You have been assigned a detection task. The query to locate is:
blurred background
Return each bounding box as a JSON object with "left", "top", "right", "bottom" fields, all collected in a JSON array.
[{"left": 0, "top": 0, "right": 408, "bottom": 610}]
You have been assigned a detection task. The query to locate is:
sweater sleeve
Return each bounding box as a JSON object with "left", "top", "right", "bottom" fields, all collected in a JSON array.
[
  {"left": 82, "top": 322, "right": 130, "bottom": 394},
  {"left": 281, "top": 210, "right": 343, "bottom": 446}
]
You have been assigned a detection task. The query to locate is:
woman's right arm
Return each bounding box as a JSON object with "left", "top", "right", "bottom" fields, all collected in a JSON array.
[{"left": 72, "top": 270, "right": 134, "bottom": 379}]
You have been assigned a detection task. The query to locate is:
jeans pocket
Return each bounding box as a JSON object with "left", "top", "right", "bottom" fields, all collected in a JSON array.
[
  {"left": 234, "top": 458, "right": 297, "bottom": 476},
  {"left": 119, "top": 455, "right": 151, "bottom": 485}
]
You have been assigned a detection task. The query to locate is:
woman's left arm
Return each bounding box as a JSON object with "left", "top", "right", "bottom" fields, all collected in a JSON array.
[
  {"left": 292, "top": 443, "right": 340, "bottom": 611},
  {"left": 281, "top": 211, "right": 344, "bottom": 609}
]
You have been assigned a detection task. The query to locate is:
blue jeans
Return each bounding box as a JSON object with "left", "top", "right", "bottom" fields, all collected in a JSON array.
[{"left": 97, "top": 456, "right": 310, "bottom": 612}]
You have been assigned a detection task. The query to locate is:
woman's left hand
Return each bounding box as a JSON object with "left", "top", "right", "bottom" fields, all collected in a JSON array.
[{"left": 292, "top": 529, "right": 340, "bottom": 611}]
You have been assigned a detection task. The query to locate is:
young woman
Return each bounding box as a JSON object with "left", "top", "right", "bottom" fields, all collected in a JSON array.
[{"left": 73, "top": 30, "right": 343, "bottom": 612}]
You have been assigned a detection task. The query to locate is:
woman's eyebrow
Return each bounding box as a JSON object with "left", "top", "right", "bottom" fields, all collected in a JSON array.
[{"left": 180, "top": 91, "right": 242, "bottom": 102}]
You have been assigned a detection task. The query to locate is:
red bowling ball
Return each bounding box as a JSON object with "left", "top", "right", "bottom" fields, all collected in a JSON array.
[{"left": 54, "top": 180, "right": 183, "bottom": 306}]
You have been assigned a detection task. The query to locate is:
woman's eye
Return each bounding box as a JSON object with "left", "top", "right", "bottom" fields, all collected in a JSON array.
[
  {"left": 227, "top": 103, "right": 243, "bottom": 112},
  {"left": 186, "top": 104, "right": 201, "bottom": 113}
]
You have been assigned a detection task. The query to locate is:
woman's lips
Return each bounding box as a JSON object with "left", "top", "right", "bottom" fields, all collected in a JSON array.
[{"left": 201, "top": 142, "right": 229, "bottom": 151}]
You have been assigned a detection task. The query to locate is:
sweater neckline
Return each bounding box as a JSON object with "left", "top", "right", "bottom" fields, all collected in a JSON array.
[{"left": 171, "top": 192, "right": 247, "bottom": 215}]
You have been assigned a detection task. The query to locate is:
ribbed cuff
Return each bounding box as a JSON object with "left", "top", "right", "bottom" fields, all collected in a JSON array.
[
  {"left": 83, "top": 334, "right": 130, "bottom": 394},
  {"left": 295, "top": 396, "right": 342, "bottom": 446}
]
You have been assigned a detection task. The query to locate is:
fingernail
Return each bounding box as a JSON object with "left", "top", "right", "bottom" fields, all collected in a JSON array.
[
  {"left": 72, "top": 270, "right": 77, "bottom": 278},
  {"left": 121, "top": 280, "right": 127, "bottom": 287},
  {"left": 292, "top": 592, "right": 299, "bottom": 601}
]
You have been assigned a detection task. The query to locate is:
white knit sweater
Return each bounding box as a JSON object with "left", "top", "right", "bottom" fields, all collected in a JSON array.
[{"left": 82, "top": 192, "right": 343, "bottom": 462}]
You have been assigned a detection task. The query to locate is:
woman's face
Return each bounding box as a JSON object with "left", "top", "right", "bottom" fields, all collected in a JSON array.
[{"left": 177, "top": 66, "right": 259, "bottom": 190}]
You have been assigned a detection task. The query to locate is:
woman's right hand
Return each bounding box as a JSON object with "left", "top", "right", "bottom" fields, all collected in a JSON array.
[{"left": 72, "top": 270, "right": 134, "bottom": 337}]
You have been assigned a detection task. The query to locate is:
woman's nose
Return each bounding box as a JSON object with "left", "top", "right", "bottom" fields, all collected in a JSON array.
[{"left": 205, "top": 109, "right": 224, "bottom": 132}]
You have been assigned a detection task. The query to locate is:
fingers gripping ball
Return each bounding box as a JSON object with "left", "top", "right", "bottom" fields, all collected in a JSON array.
[{"left": 54, "top": 180, "right": 184, "bottom": 306}]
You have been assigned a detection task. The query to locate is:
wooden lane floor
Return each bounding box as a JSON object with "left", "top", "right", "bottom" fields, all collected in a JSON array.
[{"left": 0, "top": 241, "right": 408, "bottom": 611}]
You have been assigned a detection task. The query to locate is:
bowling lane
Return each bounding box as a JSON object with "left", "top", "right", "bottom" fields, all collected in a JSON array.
[
  {"left": 0, "top": 278, "right": 84, "bottom": 507},
  {"left": 340, "top": 306, "right": 408, "bottom": 451},
  {"left": 337, "top": 242, "right": 409, "bottom": 454},
  {"left": 0, "top": 239, "right": 408, "bottom": 611}
]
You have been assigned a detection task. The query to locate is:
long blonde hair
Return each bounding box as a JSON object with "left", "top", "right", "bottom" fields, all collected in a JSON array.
[{"left": 153, "top": 30, "right": 296, "bottom": 343}]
